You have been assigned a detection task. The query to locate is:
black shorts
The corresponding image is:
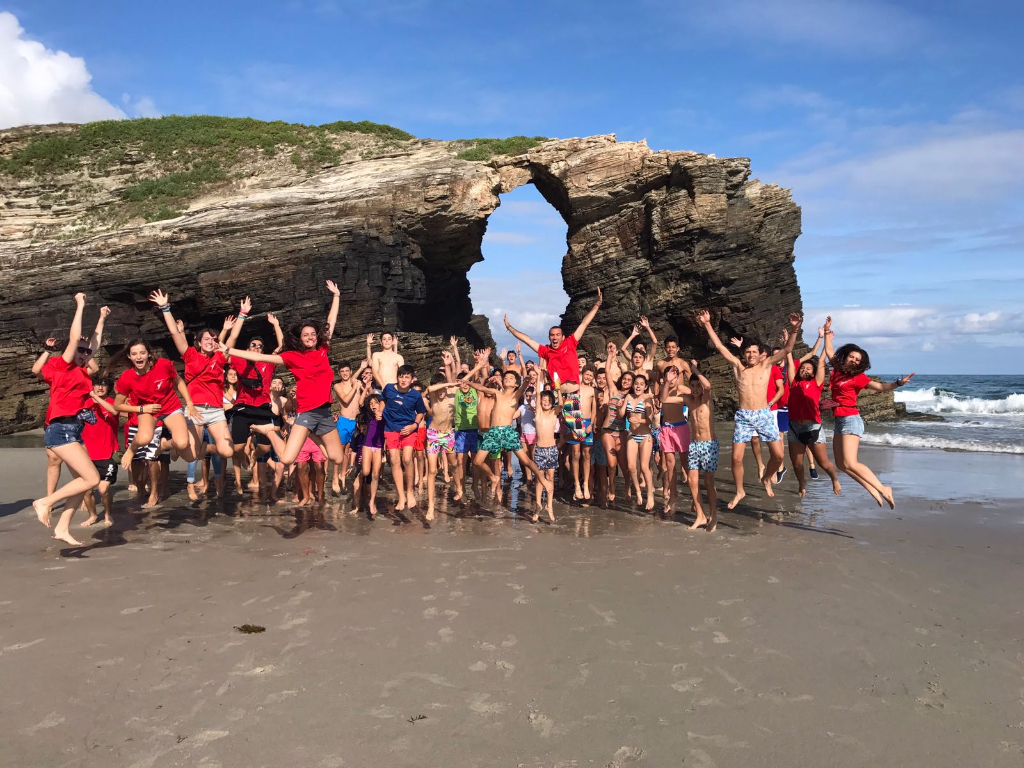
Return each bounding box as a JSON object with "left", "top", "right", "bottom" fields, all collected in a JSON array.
[
  {"left": 230, "top": 403, "right": 275, "bottom": 446},
  {"left": 93, "top": 459, "right": 118, "bottom": 485}
]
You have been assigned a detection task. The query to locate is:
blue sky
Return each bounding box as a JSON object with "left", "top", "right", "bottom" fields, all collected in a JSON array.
[{"left": 3, "top": 1, "right": 1022, "bottom": 373}]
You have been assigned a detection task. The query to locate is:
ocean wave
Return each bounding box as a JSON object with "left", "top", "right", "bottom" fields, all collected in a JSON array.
[
  {"left": 896, "top": 387, "right": 1024, "bottom": 415},
  {"left": 860, "top": 432, "right": 1024, "bottom": 455}
]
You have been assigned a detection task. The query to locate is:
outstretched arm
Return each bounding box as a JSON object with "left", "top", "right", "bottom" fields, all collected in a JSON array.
[
  {"left": 149, "top": 289, "right": 189, "bottom": 356},
  {"left": 572, "top": 288, "right": 603, "bottom": 343},
  {"left": 225, "top": 296, "right": 252, "bottom": 349},
  {"left": 60, "top": 293, "right": 88, "bottom": 364},
  {"left": 324, "top": 280, "right": 340, "bottom": 340},
  {"left": 88, "top": 305, "right": 110, "bottom": 362},
  {"left": 639, "top": 315, "right": 658, "bottom": 364},
  {"left": 799, "top": 324, "right": 824, "bottom": 363},
  {"left": 219, "top": 343, "right": 283, "bottom": 366},
  {"left": 697, "top": 310, "right": 741, "bottom": 367},
  {"left": 503, "top": 314, "right": 541, "bottom": 354},
  {"left": 866, "top": 373, "right": 916, "bottom": 392},
  {"left": 767, "top": 314, "right": 802, "bottom": 367}
]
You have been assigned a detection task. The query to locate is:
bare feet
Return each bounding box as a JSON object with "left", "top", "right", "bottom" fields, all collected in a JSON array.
[
  {"left": 101, "top": 517, "right": 114, "bottom": 527},
  {"left": 33, "top": 499, "right": 52, "bottom": 528},
  {"left": 881, "top": 486, "right": 895, "bottom": 510},
  {"left": 798, "top": 487, "right": 807, "bottom": 498},
  {"left": 832, "top": 481, "right": 842, "bottom": 495},
  {"left": 727, "top": 490, "right": 746, "bottom": 510},
  {"left": 249, "top": 423, "right": 276, "bottom": 436},
  {"left": 707, "top": 518, "right": 717, "bottom": 532},
  {"left": 81, "top": 515, "right": 99, "bottom": 527},
  {"left": 762, "top": 474, "right": 775, "bottom": 498},
  {"left": 52, "top": 529, "right": 83, "bottom": 546},
  {"left": 645, "top": 494, "right": 655, "bottom": 511},
  {"left": 187, "top": 484, "right": 199, "bottom": 501},
  {"left": 688, "top": 511, "right": 708, "bottom": 531}
]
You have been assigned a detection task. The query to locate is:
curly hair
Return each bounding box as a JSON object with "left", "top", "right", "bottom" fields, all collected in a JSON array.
[{"left": 833, "top": 344, "right": 871, "bottom": 375}]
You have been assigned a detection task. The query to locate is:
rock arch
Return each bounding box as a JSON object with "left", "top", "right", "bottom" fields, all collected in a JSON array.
[{"left": 0, "top": 134, "right": 801, "bottom": 432}]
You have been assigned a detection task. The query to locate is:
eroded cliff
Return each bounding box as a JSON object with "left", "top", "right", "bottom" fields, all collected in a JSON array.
[{"left": 1, "top": 117, "right": 892, "bottom": 432}]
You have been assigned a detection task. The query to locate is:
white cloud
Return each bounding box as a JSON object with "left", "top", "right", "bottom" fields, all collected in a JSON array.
[
  {"left": 0, "top": 12, "right": 126, "bottom": 128},
  {"left": 690, "top": 0, "right": 929, "bottom": 55},
  {"left": 122, "top": 94, "right": 161, "bottom": 119}
]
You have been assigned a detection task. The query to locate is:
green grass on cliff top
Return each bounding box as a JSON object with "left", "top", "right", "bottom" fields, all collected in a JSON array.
[
  {"left": 0, "top": 115, "right": 414, "bottom": 178},
  {"left": 455, "top": 136, "right": 548, "bottom": 161}
]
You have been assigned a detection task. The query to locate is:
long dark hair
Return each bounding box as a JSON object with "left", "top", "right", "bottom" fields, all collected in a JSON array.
[
  {"left": 284, "top": 319, "right": 329, "bottom": 352},
  {"left": 103, "top": 338, "right": 156, "bottom": 378},
  {"left": 797, "top": 356, "right": 819, "bottom": 381},
  {"left": 833, "top": 344, "right": 871, "bottom": 375}
]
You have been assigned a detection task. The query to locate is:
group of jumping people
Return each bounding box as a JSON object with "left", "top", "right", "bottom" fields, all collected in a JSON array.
[{"left": 30, "top": 284, "right": 914, "bottom": 545}]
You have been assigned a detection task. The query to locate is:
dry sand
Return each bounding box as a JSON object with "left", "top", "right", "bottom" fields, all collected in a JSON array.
[{"left": 1, "top": 437, "right": 1023, "bottom": 767}]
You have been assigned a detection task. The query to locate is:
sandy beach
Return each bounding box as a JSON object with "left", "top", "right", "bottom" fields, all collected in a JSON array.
[{"left": 1, "top": 436, "right": 1023, "bottom": 768}]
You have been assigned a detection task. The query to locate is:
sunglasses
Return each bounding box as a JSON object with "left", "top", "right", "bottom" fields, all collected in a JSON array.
[
  {"left": 77, "top": 347, "right": 93, "bottom": 355},
  {"left": 249, "top": 343, "right": 264, "bottom": 349}
]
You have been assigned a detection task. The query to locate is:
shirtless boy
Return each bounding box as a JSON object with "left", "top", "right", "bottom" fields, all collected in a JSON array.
[
  {"left": 622, "top": 316, "right": 658, "bottom": 371},
  {"left": 368, "top": 331, "right": 404, "bottom": 387},
  {"left": 657, "top": 365, "right": 691, "bottom": 516},
  {"left": 532, "top": 389, "right": 561, "bottom": 523},
  {"left": 467, "top": 355, "right": 553, "bottom": 504},
  {"left": 682, "top": 361, "right": 718, "bottom": 531},
  {"left": 698, "top": 309, "right": 801, "bottom": 507},
  {"left": 423, "top": 372, "right": 462, "bottom": 520},
  {"left": 567, "top": 366, "right": 597, "bottom": 503},
  {"left": 331, "top": 359, "right": 367, "bottom": 494}
]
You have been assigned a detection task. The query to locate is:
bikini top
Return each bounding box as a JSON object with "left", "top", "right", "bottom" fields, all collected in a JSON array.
[{"left": 625, "top": 398, "right": 647, "bottom": 414}]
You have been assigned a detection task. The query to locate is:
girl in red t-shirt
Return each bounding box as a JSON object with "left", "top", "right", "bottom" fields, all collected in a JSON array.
[
  {"left": 225, "top": 280, "right": 343, "bottom": 467},
  {"left": 785, "top": 342, "right": 841, "bottom": 498},
  {"left": 106, "top": 337, "right": 200, "bottom": 470},
  {"left": 825, "top": 321, "right": 915, "bottom": 509},
  {"left": 31, "top": 293, "right": 109, "bottom": 546}
]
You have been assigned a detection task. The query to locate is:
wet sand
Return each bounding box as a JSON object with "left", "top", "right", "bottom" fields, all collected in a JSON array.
[{"left": 1, "top": 437, "right": 1023, "bottom": 767}]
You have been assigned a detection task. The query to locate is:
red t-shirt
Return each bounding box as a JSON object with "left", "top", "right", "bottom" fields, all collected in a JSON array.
[
  {"left": 830, "top": 371, "right": 871, "bottom": 417},
  {"left": 788, "top": 379, "right": 824, "bottom": 423},
  {"left": 82, "top": 397, "right": 119, "bottom": 460},
  {"left": 183, "top": 347, "right": 227, "bottom": 407},
  {"left": 279, "top": 345, "right": 332, "bottom": 413},
  {"left": 231, "top": 357, "right": 275, "bottom": 407},
  {"left": 115, "top": 358, "right": 181, "bottom": 418},
  {"left": 767, "top": 365, "right": 789, "bottom": 410},
  {"left": 40, "top": 356, "right": 93, "bottom": 425},
  {"left": 538, "top": 334, "right": 580, "bottom": 386}
]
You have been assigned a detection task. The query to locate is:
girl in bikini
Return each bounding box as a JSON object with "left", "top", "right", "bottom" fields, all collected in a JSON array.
[{"left": 619, "top": 374, "right": 656, "bottom": 511}]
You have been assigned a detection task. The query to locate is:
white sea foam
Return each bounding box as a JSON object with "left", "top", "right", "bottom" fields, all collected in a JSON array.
[
  {"left": 860, "top": 431, "right": 1024, "bottom": 455},
  {"left": 896, "top": 387, "right": 1024, "bottom": 415}
]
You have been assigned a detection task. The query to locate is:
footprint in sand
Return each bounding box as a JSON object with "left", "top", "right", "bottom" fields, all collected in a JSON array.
[{"left": 120, "top": 605, "right": 153, "bottom": 615}]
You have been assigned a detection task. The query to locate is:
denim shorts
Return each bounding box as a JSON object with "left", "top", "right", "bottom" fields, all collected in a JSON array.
[
  {"left": 44, "top": 418, "right": 84, "bottom": 449},
  {"left": 833, "top": 415, "right": 865, "bottom": 437},
  {"left": 294, "top": 404, "right": 336, "bottom": 437}
]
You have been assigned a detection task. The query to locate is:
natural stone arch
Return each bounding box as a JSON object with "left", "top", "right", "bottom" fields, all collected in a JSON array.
[{"left": 0, "top": 133, "right": 801, "bottom": 432}]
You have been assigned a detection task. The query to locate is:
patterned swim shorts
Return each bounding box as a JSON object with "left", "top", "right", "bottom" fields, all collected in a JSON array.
[
  {"left": 732, "top": 408, "right": 781, "bottom": 444},
  {"left": 480, "top": 424, "right": 522, "bottom": 455},
  {"left": 687, "top": 440, "right": 720, "bottom": 472},
  {"left": 426, "top": 427, "right": 455, "bottom": 455},
  {"left": 534, "top": 445, "right": 559, "bottom": 470}
]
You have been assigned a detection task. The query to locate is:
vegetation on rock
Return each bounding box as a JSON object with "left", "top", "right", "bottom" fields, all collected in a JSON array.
[{"left": 455, "top": 136, "right": 548, "bottom": 161}]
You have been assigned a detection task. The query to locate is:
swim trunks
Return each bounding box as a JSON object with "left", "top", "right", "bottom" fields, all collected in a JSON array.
[
  {"left": 426, "top": 427, "right": 455, "bottom": 455},
  {"left": 732, "top": 408, "right": 780, "bottom": 444},
  {"left": 565, "top": 418, "right": 593, "bottom": 446},
  {"left": 534, "top": 445, "right": 559, "bottom": 470},
  {"left": 335, "top": 415, "right": 357, "bottom": 445},
  {"left": 480, "top": 424, "right": 522, "bottom": 454},
  {"left": 687, "top": 439, "right": 719, "bottom": 472},
  {"left": 454, "top": 429, "right": 478, "bottom": 453},
  {"left": 592, "top": 437, "right": 608, "bottom": 466},
  {"left": 658, "top": 421, "right": 690, "bottom": 453},
  {"left": 297, "top": 438, "right": 324, "bottom": 463},
  {"left": 561, "top": 391, "right": 589, "bottom": 442}
]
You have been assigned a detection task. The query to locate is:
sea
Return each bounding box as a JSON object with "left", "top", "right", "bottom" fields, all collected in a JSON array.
[{"left": 865, "top": 374, "right": 1024, "bottom": 456}]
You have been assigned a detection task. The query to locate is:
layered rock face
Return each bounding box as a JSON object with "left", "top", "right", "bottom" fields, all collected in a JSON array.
[{"left": 1, "top": 127, "right": 892, "bottom": 432}]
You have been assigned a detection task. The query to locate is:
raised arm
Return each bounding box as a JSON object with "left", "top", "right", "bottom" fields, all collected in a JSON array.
[
  {"left": 814, "top": 347, "right": 828, "bottom": 386},
  {"left": 766, "top": 314, "right": 802, "bottom": 367},
  {"left": 503, "top": 314, "right": 541, "bottom": 354},
  {"left": 697, "top": 310, "right": 741, "bottom": 367},
  {"left": 639, "top": 315, "right": 658, "bottom": 363},
  {"left": 265, "top": 313, "right": 283, "bottom": 354},
  {"left": 148, "top": 289, "right": 189, "bottom": 356},
  {"left": 799, "top": 324, "right": 824, "bottom": 363},
  {"left": 622, "top": 324, "right": 640, "bottom": 351},
  {"left": 324, "top": 280, "right": 341, "bottom": 340},
  {"left": 89, "top": 305, "right": 110, "bottom": 359},
  {"left": 786, "top": 352, "right": 796, "bottom": 384},
  {"left": 572, "top": 287, "right": 603, "bottom": 342},
  {"left": 450, "top": 336, "right": 461, "bottom": 372},
  {"left": 33, "top": 337, "right": 58, "bottom": 378},
  {"left": 219, "top": 342, "right": 283, "bottom": 366},
  {"left": 441, "top": 349, "right": 456, "bottom": 382},
  {"left": 692, "top": 360, "right": 712, "bottom": 393},
  {"left": 60, "top": 293, "right": 88, "bottom": 364},
  {"left": 822, "top": 316, "right": 835, "bottom": 361},
  {"left": 224, "top": 296, "right": 251, "bottom": 349}
]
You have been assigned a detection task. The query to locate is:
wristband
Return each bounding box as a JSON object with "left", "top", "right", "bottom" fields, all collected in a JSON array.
[
  {"left": 238, "top": 312, "right": 249, "bottom": 320},
  {"left": 159, "top": 304, "right": 171, "bottom": 313}
]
